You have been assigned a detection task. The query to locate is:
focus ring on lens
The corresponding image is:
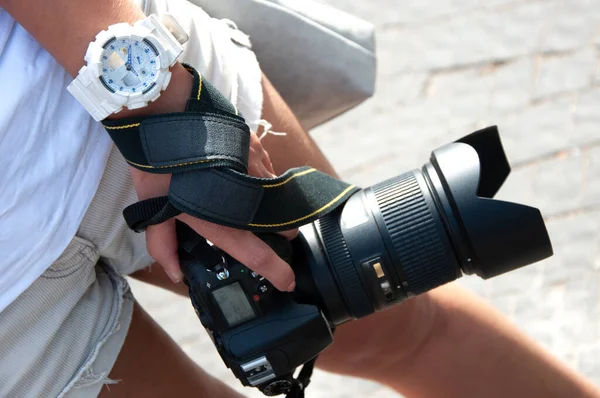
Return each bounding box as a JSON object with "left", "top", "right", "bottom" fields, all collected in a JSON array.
[
  {"left": 372, "top": 171, "right": 457, "bottom": 295},
  {"left": 317, "top": 214, "right": 373, "bottom": 318}
]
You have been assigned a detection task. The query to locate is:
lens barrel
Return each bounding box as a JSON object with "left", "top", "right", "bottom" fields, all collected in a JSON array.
[
  {"left": 296, "top": 126, "right": 553, "bottom": 325},
  {"left": 369, "top": 171, "right": 460, "bottom": 295}
]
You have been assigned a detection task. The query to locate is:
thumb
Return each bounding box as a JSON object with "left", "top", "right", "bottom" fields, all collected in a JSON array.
[{"left": 145, "top": 219, "right": 183, "bottom": 283}]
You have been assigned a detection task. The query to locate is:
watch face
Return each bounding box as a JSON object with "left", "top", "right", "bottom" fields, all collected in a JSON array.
[{"left": 99, "top": 37, "right": 159, "bottom": 95}]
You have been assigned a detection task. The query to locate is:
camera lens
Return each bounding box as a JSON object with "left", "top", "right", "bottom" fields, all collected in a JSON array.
[{"left": 294, "top": 127, "right": 553, "bottom": 325}]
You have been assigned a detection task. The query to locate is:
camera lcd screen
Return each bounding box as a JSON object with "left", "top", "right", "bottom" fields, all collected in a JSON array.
[{"left": 211, "top": 282, "right": 256, "bottom": 327}]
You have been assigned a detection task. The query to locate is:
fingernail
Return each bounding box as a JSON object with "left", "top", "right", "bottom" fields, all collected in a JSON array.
[
  {"left": 167, "top": 269, "right": 183, "bottom": 283},
  {"left": 285, "top": 281, "right": 296, "bottom": 292}
]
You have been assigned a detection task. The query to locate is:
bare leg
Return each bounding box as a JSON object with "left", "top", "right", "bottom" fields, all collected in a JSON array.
[
  {"left": 317, "top": 284, "right": 600, "bottom": 398},
  {"left": 101, "top": 301, "right": 245, "bottom": 398},
  {"left": 259, "top": 75, "right": 338, "bottom": 177}
]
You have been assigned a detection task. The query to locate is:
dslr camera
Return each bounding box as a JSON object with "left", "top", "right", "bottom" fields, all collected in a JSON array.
[{"left": 176, "top": 127, "right": 553, "bottom": 396}]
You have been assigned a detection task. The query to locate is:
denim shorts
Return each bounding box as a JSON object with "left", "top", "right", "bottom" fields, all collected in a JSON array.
[{"left": 0, "top": 1, "right": 262, "bottom": 395}]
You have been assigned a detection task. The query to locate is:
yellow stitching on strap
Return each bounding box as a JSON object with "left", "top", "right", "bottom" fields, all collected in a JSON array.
[
  {"left": 248, "top": 185, "right": 356, "bottom": 228},
  {"left": 197, "top": 74, "right": 203, "bottom": 101},
  {"left": 126, "top": 158, "right": 213, "bottom": 169},
  {"left": 262, "top": 168, "right": 317, "bottom": 188},
  {"left": 104, "top": 123, "right": 141, "bottom": 130}
]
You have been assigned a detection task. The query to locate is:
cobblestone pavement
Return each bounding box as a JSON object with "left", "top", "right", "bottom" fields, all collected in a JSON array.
[{"left": 130, "top": 1, "right": 600, "bottom": 396}]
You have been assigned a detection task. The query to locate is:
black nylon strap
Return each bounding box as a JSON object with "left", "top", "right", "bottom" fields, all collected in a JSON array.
[
  {"left": 285, "top": 358, "right": 317, "bottom": 398},
  {"left": 139, "top": 114, "right": 250, "bottom": 171},
  {"left": 106, "top": 64, "right": 360, "bottom": 233},
  {"left": 103, "top": 111, "right": 249, "bottom": 174},
  {"left": 123, "top": 197, "right": 181, "bottom": 232},
  {"left": 123, "top": 166, "right": 359, "bottom": 232},
  {"left": 102, "top": 65, "right": 250, "bottom": 174},
  {"left": 169, "top": 167, "right": 357, "bottom": 231}
]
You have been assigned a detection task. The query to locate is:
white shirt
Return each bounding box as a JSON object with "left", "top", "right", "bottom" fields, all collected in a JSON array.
[{"left": 0, "top": 11, "right": 112, "bottom": 313}]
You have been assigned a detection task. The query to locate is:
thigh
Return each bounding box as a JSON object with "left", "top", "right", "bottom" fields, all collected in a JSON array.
[{"left": 102, "top": 302, "right": 245, "bottom": 398}]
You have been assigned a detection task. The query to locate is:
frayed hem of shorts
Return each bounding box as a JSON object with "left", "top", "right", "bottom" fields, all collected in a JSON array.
[{"left": 57, "top": 265, "right": 132, "bottom": 397}]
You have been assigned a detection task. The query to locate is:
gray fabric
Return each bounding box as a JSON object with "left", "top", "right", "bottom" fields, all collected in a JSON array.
[{"left": 186, "top": 0, "right": 377, "bottom": 129}]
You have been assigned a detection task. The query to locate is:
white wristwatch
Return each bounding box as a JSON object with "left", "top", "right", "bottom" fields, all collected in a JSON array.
[{"left": 68, "top": 14, "right": 189, "bottom": 121}]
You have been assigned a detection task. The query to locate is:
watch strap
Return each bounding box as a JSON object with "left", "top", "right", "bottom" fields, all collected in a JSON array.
[
  {"left": 136, "top": 14, "right": 188, "bottom": 67},
  {"left": 67, "top": 66, "right": 123, "bottom": 121}
]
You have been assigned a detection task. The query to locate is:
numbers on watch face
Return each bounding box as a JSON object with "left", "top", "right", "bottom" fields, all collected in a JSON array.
[{"left": 99, "top": 37, "right": 159, "bottom": 94}]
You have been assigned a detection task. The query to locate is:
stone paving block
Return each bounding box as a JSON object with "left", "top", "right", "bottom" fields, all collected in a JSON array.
[
  {"left": 496, "top": 150, "right": 588, "bottom": 218},
  {"left": 340, "top": 152, "right": 424, "bottom": 188},
  {"left": 427, "top": 68, "right": 491, "bottom": 104},
  {"left": 583, "top": 146, "right": 600, "bottom": 208},
  {"left": 311, "top": 113, "right": 404, "bottom": 174},
  {"left": 571, "top": 89, "right": 600, "bottom": 147},
  {"left": 311, "top": 71, "right": 428, "bottom": 141},
  {"left": 595, "top": 54, "right": 600, "bottom": 85},
  {"left": 324, "top": 0, "right": 461, "bottom": 27},
  {"left": 538, "top": 0, "right": 600, "bottom": 54},
  {"left": 312, "top": 72, "right": 428, "bottom": 139},
  {"left": 544, "top": 209, "right": 600, "bottom": 275},
  {"left": 326, "top": 0, "right": 520, "bottom": 27},
  {"left": 498, "top": 149, "right": 585, "bottom": 217},
  {"left": 495, "top": 95, "right": 575, "bottom": 164},
  {"left": 374, "top": 72, "right": 429, "bottom": 108},
  {"left": 560, "top": 277, "right": 600, "bottom": 345},
  {"left": 578, "top": 344, "right": 600, "bottom": 385},
  {"left": 489, "top": 261, "right": 542, "bottom": 297},
  {"left": 486, "top": 58, "right": 534, "bottom": 113},
  {"left": 426, "top": 57, "right": 533, "bottom": 113},
  {"left": 313, "top": 104, "right": 474, "bottom": 177},
  {"left": 533, "top": 48, "right": 597, "bottom": 100},
  {"left": 552, "top": 350, "right": 579, "bottom": 373},
  {"left": 302, "top": 372, "right": 400, "bottom": 398},
  {"left": 457, "top": 275, "right": 491, "bottom": 300},
  {"left": 377, "top": 2, "right": 549, "bottom": 75}
]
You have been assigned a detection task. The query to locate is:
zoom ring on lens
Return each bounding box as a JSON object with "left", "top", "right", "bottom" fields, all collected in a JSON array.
[
  {"left": 318, "top": 215, "right": 373, "bottom": 318},
  {"left": 372, "top": 171, "right": 457, "bottom": 295}
]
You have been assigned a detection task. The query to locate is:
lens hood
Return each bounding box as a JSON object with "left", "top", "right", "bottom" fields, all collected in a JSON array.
[{"left": 424, "top": 126, "right": 553, "bottom": 279}]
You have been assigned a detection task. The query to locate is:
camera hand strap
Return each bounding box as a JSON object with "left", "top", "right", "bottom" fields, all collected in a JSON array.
[
  {"left": 103, "top": 65, "right": 359, "bottom": 233},
  {"left": 286, "top": 358, "right": 317, "bottom": 398}
]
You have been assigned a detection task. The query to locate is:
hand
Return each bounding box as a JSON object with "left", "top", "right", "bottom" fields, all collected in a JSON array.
[{"left": 130, "top": 130, "right": 298, "bottom": 291}]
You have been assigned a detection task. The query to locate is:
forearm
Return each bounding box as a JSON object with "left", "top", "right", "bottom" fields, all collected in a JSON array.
[
  {"left": 1, "top": 0, "right": 142, "bottom": 76},
  {"left": 319, "top": 284, "right": 599, "bottom": 398},
  {"left": 1, "top": 0, "right": 192, "bottom": 117}
]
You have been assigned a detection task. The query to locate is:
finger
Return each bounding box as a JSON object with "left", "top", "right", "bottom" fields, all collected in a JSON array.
[
  {"left": 277, "top": 228, "right": 299, "bottom": 240},
  {"left": 248, "top": 160, "right": 276, "bottom": 179},
  {"left": 179, "top": 214, "right": 296, "bottom": 292},
  {"left": 260, "top": 148, "right": 276, "bottom": 175},
  {"left": 249, "top": 131, "right": 276, "bottom": 176},
  {"left": 145, "top": 219, "right": 183, "bottom": 283}
]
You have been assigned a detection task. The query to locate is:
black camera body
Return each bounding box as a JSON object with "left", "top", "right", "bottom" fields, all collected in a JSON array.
[
  {"left": 177, "top": 127, "right": 554, "bottom": 397},
  {"left": 178, "top": 228, "right": 333, "bottom": 396}
]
